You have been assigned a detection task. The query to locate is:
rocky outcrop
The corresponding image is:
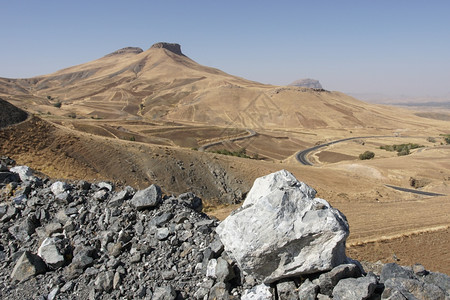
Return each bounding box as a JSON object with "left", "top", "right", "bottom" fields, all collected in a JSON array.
[
  {"left": 289, "top": 78, "right": 323, "bottom": 89},
  {"left": 216, "top": 170, "right": 349, "bottom": 283},
  {"left": 150, "top": 42, "right": 184, "bottom": 56},
  {"left": 0, "top": 162, "right": 449, "bottom": 299}
]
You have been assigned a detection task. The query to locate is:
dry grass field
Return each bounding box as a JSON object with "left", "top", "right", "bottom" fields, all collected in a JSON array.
[{"left": 1, "top": 43, "right": 449, "bottom": 273}]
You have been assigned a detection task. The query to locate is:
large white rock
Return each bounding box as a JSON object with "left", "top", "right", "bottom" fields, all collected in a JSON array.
[
  {"left": 10, "top": 166, "right": 34, "bottom": 182},
  {"left": 216, "top": 170, "right": 349, "bottom": 283}
]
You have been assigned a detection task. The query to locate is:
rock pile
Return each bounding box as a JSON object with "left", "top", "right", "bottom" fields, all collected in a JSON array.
[{"left": 0, "top": 160, "right": 449, "bottom": 299}]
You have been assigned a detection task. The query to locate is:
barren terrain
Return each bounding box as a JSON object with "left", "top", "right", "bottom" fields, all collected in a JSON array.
[{"left": 1, "top": 42, "right": 449, "bottom": 274}]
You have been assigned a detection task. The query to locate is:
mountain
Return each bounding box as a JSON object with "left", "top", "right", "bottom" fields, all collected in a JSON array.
[
  {"left": 289, "top": 78, "right": 323, "bottom": 89},
  {"left": 0, "top": 42, "right": 434, "bottom": 130}
]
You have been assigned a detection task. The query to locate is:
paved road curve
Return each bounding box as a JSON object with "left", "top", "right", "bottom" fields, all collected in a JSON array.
[
  {"left": 295, "top": 136, "right": 446, "bottom": 196},
  {"left": 385, "top": 184, "right": 446, "bottom": 197},
  {"left": 295, "top": 136, "right": 392, "bottom": 166}
]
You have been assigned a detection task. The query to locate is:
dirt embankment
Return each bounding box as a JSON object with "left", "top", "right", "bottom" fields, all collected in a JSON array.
[{"left": 0, "top": 98, "right": 28, "bottom": 128}]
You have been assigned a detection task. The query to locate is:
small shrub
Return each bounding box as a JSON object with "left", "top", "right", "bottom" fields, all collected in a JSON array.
[
  {"left": 359, "top": 151, "right": 375, "bottom": 160},
  {"left": 67, "top": 112, "right": 76, "bottom": 119},
  {"left": 397, "top": 149, "right": 410, "bottom": 156},
  {"left": 444, "top": 135, "right": 450, "bottom": 144},
  {"left": 53, "top": 102, "right": 62, "bottom": 108},
  {"left": 426, "top": 137, "right": 436, "bottom": 143},
  {"left": 129, "top": 136, "right": 136, "bottom": 141}
]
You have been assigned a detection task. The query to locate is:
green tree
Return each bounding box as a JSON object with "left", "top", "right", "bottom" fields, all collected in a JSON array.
[{"left": 359, "top": 151, "right": 375, "bottom": 160}]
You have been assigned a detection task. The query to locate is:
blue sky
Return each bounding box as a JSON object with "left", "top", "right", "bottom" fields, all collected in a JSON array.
[{"left": 1, "top": 1, "right": 449, "bottom": 98}]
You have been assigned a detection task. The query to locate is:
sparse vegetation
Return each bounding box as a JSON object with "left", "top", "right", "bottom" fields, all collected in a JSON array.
[
  {"left": 210, "top": 148, "right": 262, "bottom": 159},
  {"left": 53, "top": 101, "right": 62, "bottom": 108},
  {"left": 67, "top": 112, "right": 77, "bottom": 119},
  {"left": 426, "top": 137, "right": 436, "bottom": 143},
  {"left": 359, "top": 151, "right": 375, "bottom": 160},
  {"left": 441, "top": 134, "right": 450, "bottom": 144},
  {"left": 129, "top": 136, "right": 136, "bottom": 141},
  {"left": 380, "top": 143, "right": 424, "bottom": 156}
]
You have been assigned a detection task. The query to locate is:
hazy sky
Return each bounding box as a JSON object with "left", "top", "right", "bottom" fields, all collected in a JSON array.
[{"left": 1, "top": 1, "right": 449, "bottom": 98}]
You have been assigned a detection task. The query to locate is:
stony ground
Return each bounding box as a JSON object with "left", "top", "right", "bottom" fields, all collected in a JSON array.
[{"left": 1, "top": 159, "right": 449, "bottom": 299}]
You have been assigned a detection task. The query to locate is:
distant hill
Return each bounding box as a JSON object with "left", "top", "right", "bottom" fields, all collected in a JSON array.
[
  {"left": 289, "top": 78, "right": 323, "bottom": 89},
  {"left": 0, "top": 42, "right": 438, "bottom": 130}
]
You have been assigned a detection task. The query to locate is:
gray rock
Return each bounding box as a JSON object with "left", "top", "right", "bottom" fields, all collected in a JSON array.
[
  {"left": 208, "top": 282, "right": 229, "bottom": 300},
  {"left": 316, "top": 263, "right": 362, "bottom": 296},
  {"left": 130, "top": 184, "right": 162, "bottom": 210},
  {"left": 423, "top": 272, "right": 450, "bottom": 295},
  {"left": 8, "top": 215, "right": 38, "bottom": 242},
  {"left": 382, "top": 277, "right": 447, "bottom": 300},
  {"left": 206, "top": 257, "right": 235, "bottom": 282},
  {"left": 98, "top": 182, "right": 113, "bottom": 191},
  {"left": 47, "top": 286, "right": 59, "bottom": 300},
  {"left": 298, "top": 279, "right": 319, "bottom": 300},
  {"left": 70, "top": 249, "right": 95, "bottom": 270},
  {"left": 241, "top": 284, "right": 273, "bottom": 300},
  {"left": 152, "top": 285, "right": 176, "bottom": 300},
  {"left": 178, "top": 192, "right": 203, "bottom": 212},
  {"left": 194, "top": 279, "right": 214, "bottom": 299},
  {"left": 277, "top": 280, "right": 298, "bottom": 300},
  {"left": 380, "top": 263, "right": 416, "bottom": 283},
  {"left": 412, "top": 263, "right": 428, "bottom": 276},
  {"left": 51, "top": 181, "right": 69, "bottom": 195},
  {"left": 10, "top": 165, "right": 35, "bottom": 182},
  {"left": 10, "top": 251, "right": 47, "bottom": 281},
  {"left": 109, "top": 189, "right": 129, "bottom": 207},
  {"left": 332, "top": 274, "right": 377, "bottom": 300},
  {"left": 216, "top": 170, "right": 349, "bottom": 283},
  {"left": 94, "top": 271, "right": 114, "bottom": 292},
  {"left": 93, "top": 189, "right": 109, "bottom": 201},
  {"left": 156, "top": 227, "right": 170, "bottom": 240},
  {"left": 0, "top": 204, "right": 16, "bottom": 222},
  {"left": 37, "top": 237, "right": 67, "bottom": 269}
]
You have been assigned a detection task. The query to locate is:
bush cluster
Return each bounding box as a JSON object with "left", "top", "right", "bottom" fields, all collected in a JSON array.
[
  {"left": 359, "top": 151, "right": 375, "bottom": 160},
  {"left": 211, "top": 148, "right": 252, "bottom": 159},
  {"left": 380, "top": 143, "right": 423, "bottom": 156}
]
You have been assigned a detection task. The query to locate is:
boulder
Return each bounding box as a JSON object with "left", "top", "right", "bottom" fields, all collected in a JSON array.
[
  {"left": 129, "top": 184, "right": 162, "bottom": 210},
  {"left": 332, "top": 274, "right": 377, "bottom": 300},
  {"left": 315, "top": 263, "right": 362, "bottom": 296},
  {"left": 10, "top": 166, "right": 35, "bottom": 182},
  {"left": 277, "top": 280, "right": 298, "bottom": 300},
  {"left": 382, "top": 277, "right": 447, "bottom": 299},
  {"left": 298, "top": 279, "right": 319, "bottom": 300},
  {"left": 51, "top": 181, "right": 69, "bottom": 196},
  {"left": 216, "top": 170, "right": 349, "bottom": 283},
  {"left": 10, "top": 251, "right": 47, "bottom": 281},
  {"left": 37, "top": 237, "right": 68, "bottom": 269},
  {"left": 241, "top": 284, "right": 273, "bottom": 300}
]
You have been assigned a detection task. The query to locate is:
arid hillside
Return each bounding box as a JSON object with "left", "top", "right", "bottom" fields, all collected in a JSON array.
[
  {"left": 1, "top": 42, "right": 445, "bottom": 132},
  {"left": 0, "top": 43, "right": 449, "bottom": 274}
]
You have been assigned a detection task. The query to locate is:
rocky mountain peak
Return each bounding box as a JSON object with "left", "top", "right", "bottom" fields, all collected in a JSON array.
[
  {"left": 289, "top": 78, "right": 323, "bottom": 89},
  {"left": 150, "top": 42, "right": 184, "bottom": 56},
  {"left": 104, "top": 47, "right": 143, "bottom": 57}
]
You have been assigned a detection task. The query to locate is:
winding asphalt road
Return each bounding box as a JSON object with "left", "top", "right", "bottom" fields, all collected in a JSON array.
[
  {"left": 295, "top": 136, "right": 392, "bottom": 165},
  {"left": 295, "top": 135, "right": 446, "bottom": 197}
]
